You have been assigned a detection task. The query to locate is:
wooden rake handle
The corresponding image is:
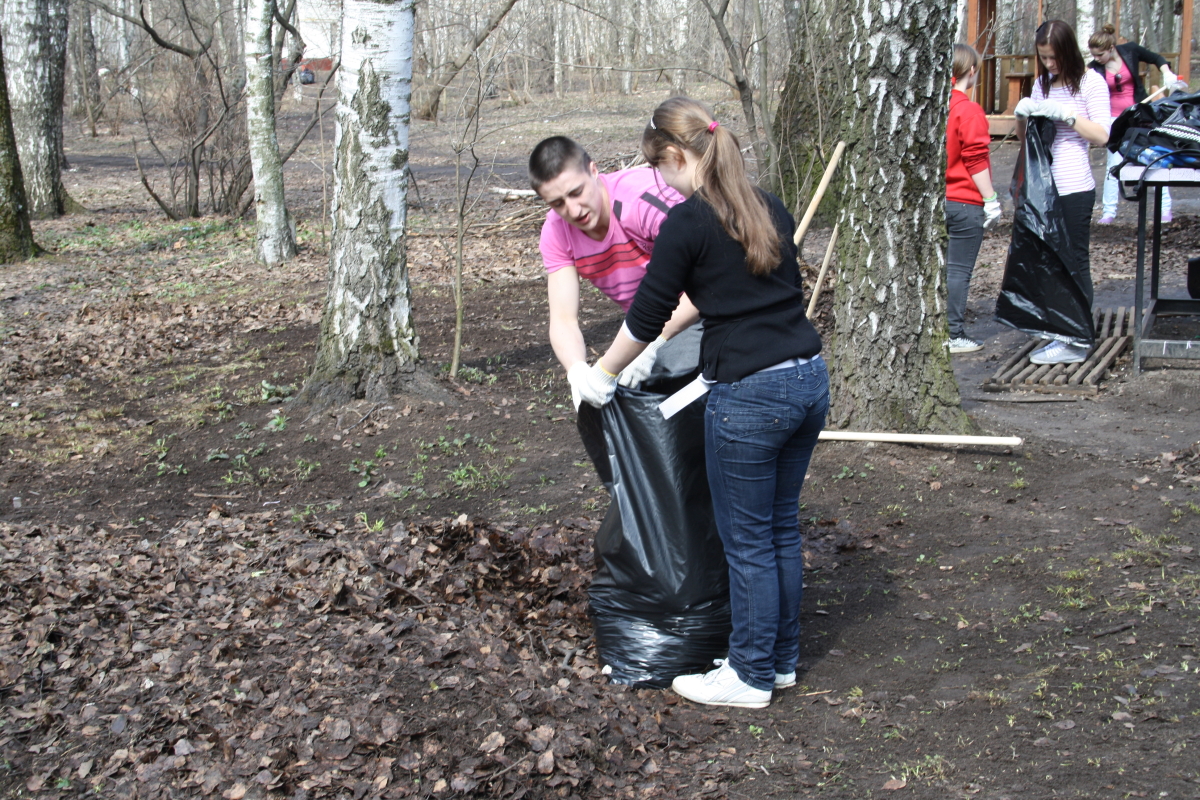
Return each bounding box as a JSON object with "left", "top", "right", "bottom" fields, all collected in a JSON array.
[{"left": 793, "top": 141, "right": 846, "bottom": 247}]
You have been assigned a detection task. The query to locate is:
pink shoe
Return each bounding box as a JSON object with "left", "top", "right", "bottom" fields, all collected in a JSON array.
[
  {"left": 1098, "top": 216, "right": 1115, "bottom": 224},
  {"left": 1161, "top": 212, "right": 1173, "bottom": 224}
]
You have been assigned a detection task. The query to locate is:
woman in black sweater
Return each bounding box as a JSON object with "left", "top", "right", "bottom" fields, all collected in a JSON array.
[{"left": 572, "top": 97, "right": 828, "bottom": 708}]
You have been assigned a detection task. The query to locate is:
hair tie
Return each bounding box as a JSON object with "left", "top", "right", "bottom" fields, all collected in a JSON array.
[
  {"left": 649, "top": 117, "right": 657, "bottom": 130},
  {"left": 707, "top": 120, "right": 720, "bottom": 133}
]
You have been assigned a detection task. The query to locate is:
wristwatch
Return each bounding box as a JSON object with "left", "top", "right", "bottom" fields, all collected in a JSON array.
[{"left": 1064, "top": 115, "right": 1077, "bottom": 127}]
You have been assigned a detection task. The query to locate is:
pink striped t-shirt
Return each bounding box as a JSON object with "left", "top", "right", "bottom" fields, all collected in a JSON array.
[
  {"left": 1031, "top": 70, "right": 1112, "bottom": 194},
  {"left": 539, "top": 168, "right": 682, "bottom": 311}
]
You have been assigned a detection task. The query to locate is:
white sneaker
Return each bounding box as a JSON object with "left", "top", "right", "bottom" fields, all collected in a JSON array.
[
  {"left": 947, "top": 336, "right": 983, "bottom": 354},
  {"left": 775, "top": 671, "right": 797, "bottom": 689},
  {"left": 1029, "top": 340, "right": 1087, "bottom": 365},
  {"left": 672, "top": 660, "right": 771, "bottom": 708}
]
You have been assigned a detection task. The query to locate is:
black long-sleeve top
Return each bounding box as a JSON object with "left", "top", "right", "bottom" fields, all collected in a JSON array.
[
  {"left": 625, "top": 189, "right": 823, "bottom": 383},
  {"left": 1088, "top": 42, "right": 1170, "bottom": 104}
]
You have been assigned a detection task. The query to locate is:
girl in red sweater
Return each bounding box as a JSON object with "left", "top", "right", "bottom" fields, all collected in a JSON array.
[{"left": 945, "top": 44, "right": 1000, "bottom": 354}]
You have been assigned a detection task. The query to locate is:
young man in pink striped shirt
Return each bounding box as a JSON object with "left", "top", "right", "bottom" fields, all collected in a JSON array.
[{"left": 529, "top": 136, "right": 699, "bottom": 393}]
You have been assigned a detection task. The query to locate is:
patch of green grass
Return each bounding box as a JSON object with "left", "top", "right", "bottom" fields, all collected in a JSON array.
[{"left": 294, "top": 458, "right": 321, "bottom": 480}]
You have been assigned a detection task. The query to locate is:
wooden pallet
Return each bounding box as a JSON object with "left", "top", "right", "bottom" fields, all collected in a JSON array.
[{"left": 981, "top": 307, "right": 1133, "bottom": 396}]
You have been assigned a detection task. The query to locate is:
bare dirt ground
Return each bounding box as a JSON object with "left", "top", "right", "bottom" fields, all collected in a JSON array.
[{"left": 2, "top": 87, "right": 1200, "bottom": 800}]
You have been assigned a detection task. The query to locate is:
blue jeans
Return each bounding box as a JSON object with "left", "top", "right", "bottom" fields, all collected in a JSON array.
[{"left": 704, "top": 356, "right": 830, "bottom": 691}]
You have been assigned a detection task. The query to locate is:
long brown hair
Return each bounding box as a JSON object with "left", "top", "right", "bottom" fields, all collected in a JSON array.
[
  {"left": 642, "top": 97, "right": 781, "bottom": 276},
  {"left": 1036, "top": 20, "right": 1086, "bottom": 96}
]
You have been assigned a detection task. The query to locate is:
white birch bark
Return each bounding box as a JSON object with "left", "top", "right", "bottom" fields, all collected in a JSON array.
[
  {"left": 1, "top": 0, "right": 69, "bottom": 217},
  {"left": 826, "top": 0, "right": 972, "bottom": 433},
  {"left": 245, "top": 0, "right": 297, "bottom": 265},
  {"left": 303, "top": 0, "right": 423, "bottom": 404}
]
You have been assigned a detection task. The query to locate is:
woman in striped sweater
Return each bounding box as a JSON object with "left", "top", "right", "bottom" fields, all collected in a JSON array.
[{"left": 1012, "top": 20, "right": 1112, "bottom": 365}]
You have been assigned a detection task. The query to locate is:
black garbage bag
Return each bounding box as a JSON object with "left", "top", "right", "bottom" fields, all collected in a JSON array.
[
  {"left": 587, "top": 335, "right": 731, "bottom": 688},
  {"left": 996, "top": 117, "right": 1095, "bottom": 346}
]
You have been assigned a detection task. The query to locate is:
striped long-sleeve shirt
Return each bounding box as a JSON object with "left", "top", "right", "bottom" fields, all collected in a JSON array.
[{"left": 1031, "top": 70, "right": 1112, "bottom": 195}]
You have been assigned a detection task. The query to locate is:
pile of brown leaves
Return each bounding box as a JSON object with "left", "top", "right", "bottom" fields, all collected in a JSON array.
[
  {"left": 0, "top": 297, "right": 323, "bottom": 392},
  {"left": 0, "top": 511, "right": 751, "bottom": 798}
]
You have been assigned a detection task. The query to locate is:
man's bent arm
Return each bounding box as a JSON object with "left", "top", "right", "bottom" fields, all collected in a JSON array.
[{"left": 547, "top": 267, "right": 588, "bottom": 371}]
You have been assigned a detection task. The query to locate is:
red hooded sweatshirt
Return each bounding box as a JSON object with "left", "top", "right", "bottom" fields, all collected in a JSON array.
[{"left": 946, "top": 89, "right": 991, "bottom": 206}]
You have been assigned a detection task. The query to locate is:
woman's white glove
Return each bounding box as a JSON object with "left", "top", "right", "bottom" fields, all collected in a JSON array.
[
  {"left": 983, "top": 196, "right": 1003, "bottom": 228},
  {"left": 1013, "top": 97, "right": 1040, "bottom": 119},
  {"left": 1036, "top": 99, "right": 1071, "bottom": 121},
  {"left": 617, "top": 336, "right": 667, "bottom": 388},
  {"left": 1161, "top": 68, "right": 1190, "bottom": 94},
  {"left": 567, "top": 361, "right": 617, "bottom": 409}
]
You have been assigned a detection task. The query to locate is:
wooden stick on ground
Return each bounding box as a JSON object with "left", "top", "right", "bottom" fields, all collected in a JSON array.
[
  {"left": 806, "top": 224, "right": 839, "bottom": 318},
  {"left": 794, "top": 141, "right": 847, "bottom": 249},
  {"left": 818, "top": 431, "right": 1022, "bottom": 447}
]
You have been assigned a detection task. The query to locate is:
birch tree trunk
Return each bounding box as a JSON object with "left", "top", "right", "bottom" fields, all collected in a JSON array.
[
  {"left": 0, "top": 28, "right": 36, "bottom": 262},
  {"left": 301, "top": 0, "right": 428, "bottom": 405},
  {"left": 1, "top": 0, "right": 70, "bottom": 218},
  {"left": 245, "top": 0, "right": 297, "bottom": 265},
  {"left": 825, "top": 0, "right": 971, "bottom": 433}
]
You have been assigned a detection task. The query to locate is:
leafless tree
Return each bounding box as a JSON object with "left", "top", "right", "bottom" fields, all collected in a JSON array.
[
  {"left": 0, "top": 29, "right": 37, "bottom": 262},
  {"left": 1, "top": 0, "right": 72, "bottom": 218}
]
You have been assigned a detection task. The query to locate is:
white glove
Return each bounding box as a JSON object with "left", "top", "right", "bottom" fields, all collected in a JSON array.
[
  {"left": 983, "top": 196, "right": 1002, "bottom": 228},
  {"left": 1013, "top": 97, "right": 1040, "bottom": 119},
  {"left": 1161, "top": 66, "right": 1178, "bottom": 86},
  {"left": 617, "top": 336, "right": 667, "bottom": 388},
  {"left": 567, "top": 361, "right": 617, "bottom": 409},
  {"left": 1036, "top": 99, "right": 1070, "bottom": 122}
]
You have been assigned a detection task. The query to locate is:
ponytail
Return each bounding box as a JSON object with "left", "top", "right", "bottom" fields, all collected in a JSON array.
[{"left": 642, "top": 97, "right": 781, "bottom": 276}]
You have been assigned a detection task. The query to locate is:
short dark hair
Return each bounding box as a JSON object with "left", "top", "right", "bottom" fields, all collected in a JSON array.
[{"left": 528, "top": 136, "right": 593, "bottom": 190}]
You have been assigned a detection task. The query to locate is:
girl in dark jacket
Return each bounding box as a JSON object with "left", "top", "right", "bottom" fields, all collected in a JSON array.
[{"left": 1088, "top": 24, "right": 1186, "bottom": 223}]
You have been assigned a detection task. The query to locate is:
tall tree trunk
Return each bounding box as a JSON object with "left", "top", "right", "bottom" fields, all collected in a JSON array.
[
  {"left": 1, "top": 0, "right": 70, "bottom": 218},
  {"left": 245, "top": 0, "right": 296, "bottom": 265},
  {"left": 774, "top": 0, "right": 847, "bottom": 217},
  {"left": 0, "top": 29, "right": 37, "bottom": 262},
  {"left": 301, "top": 0, "right": 426, "bottom": 406},
  {"left": 69, "top": 0, "right": 100, "bottom": 136},
  {"left": 825, "top": 0, "right": 971, "bottom": 433},
  {"left": 411, "top": 0, "right": 518, "bottom": 120},
  {"left": 698, "top": 0, "right": 774, "bottom": 189}
]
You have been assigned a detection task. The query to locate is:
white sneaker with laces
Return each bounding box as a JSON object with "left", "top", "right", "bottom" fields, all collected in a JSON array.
[
  {"left": 672, "top": 660, "right": 772, "bottom": 708},
  {"left": 1029, "top": 340, "right": 1087, "bottom": 365},
  {"left": 947, "top": 336, "right": 983, "bottom": 354},
  {"left": 775, "top": 671, "right": 797, "bottom": 689}
]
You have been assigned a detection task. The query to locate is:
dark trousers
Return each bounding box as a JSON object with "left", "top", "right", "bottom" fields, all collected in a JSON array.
[
  {"left": 945, "top": 200, "right": 985, "bottom": 338},
  {"left": 1059, "top": 190, "right": 1095, "bottom": 307}
]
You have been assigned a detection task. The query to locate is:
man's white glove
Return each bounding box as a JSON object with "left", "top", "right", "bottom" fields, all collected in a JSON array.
[
  {"left": 567, "top": 361, "right": 617, "bottom": 409},
  {"left": 1036, "top": 99, "right": 1071, "bottom": 122},
  {"left": 617, "top": 336, "right": 667, "bottom": 388},
  {"left": 1013, "top": 97, "right": 1040, "bottom": 119},
  {"left": 983, "top": 196, "right": 1003, "bottom": 228}
]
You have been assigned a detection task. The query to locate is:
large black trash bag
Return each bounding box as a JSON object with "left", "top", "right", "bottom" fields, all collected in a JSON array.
[
  {"left": 996, "top": 117, "right": 1096, "bottom": 346},
  {"left": 587, "top": 339, "right": 731, "bottom": 688}
]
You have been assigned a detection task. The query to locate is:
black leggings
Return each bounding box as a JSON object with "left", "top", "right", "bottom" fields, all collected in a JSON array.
[{"left": 1058, "top": 190, "right": 1095, "bottom": 307}]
